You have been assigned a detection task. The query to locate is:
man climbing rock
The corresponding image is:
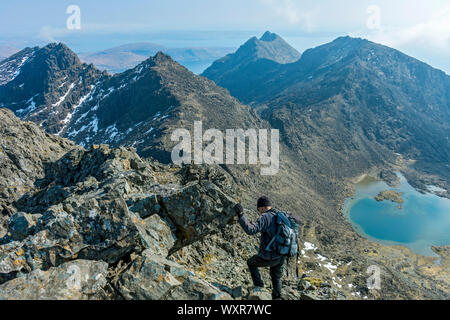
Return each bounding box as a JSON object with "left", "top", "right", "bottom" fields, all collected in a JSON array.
[{"left": 235, "top": 196, "right": 300, "bottom": 300}]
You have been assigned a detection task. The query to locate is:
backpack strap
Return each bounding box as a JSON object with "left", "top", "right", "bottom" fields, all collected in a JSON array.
[
  {"left": 265, "top": 210, "right": 279, "bottom": 252},
  {"left": 286, "top": 256, "right": 290, "bottom": 278},
  {"left": 265, "top": 225, "right": 279, "bottom": 252}
]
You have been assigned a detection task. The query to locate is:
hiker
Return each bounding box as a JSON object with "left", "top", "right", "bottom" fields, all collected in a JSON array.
[{"left": 235, "top": 196, "right": 300, "bottom": 300}]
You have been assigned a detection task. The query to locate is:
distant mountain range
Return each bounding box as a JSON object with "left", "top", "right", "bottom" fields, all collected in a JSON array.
[
  {"left": 79, "top": 43, "right": 235, "bottom": 74},
  {"left": 0, "top": 32, "right": 449, "bottom": 299},
  {"left": 203, "top": 34, "right": 450, "bottom": 188},
  {"left": 1, "top": 32, "right": 449, "bottom": 194}
]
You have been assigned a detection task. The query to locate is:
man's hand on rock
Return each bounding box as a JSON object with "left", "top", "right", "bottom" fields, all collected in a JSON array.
[{"left": 234, "top": 203, "right": 244, "bottom": 218}]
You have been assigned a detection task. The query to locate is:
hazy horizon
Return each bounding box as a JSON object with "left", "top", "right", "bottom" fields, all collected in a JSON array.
[{"left": 1, "top": 1, "right": 449, "bottom": 73}]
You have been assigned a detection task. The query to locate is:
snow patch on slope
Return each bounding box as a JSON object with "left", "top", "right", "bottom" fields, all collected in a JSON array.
[
  {"left": 52, "top": 83, "right": 75, "bottom": 107},
  {"left": 0, "top": 52, "right": 34, "bottom": 85},
  {"left": 57, "top": 86, "right": 95, "bottom": 136}
]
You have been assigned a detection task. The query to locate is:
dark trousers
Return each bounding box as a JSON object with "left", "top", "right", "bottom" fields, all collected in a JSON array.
[{"left": 247, "top": 255, "right": 286, "bottom": 299}]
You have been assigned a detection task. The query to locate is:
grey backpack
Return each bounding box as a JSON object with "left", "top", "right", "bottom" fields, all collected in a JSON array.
[{"left": 265, "top": 210, "right": 299, "bottom": 257}]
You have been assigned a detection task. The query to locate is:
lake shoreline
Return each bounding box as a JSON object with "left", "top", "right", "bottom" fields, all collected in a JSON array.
[{"left": 342, "top": 172, "right": 450, "bottom": 258}]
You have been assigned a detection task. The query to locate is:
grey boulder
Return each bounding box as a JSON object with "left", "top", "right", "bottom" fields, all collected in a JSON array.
[{"left": 0, "top": 259, "right": 108, "bottom": 300}]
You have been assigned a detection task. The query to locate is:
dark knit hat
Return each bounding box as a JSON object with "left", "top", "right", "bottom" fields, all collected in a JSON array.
[{"left": 257, "top": 196, "right": 272, "bottom": 208}]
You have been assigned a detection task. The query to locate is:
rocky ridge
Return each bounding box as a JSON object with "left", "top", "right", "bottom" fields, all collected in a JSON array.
[{"left": 0, "top": 108, "right": 76, "bottom": 232}]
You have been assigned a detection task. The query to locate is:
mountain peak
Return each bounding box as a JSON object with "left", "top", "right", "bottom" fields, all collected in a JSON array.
[
  {"left": 234, "top": 32, "right": 300, "bottom": 63},
  {"left": 42, "top": 42, "right": 81, "bottom": 65},
  {"left": 154, "top": 51, "right": 171, "bottom": 60},
  {"left": 152, "top": 51, "right": 176, "bottom": 65},
  {"left": 48, "top": 42, "right": 72, "bottom": 50},
  {"left": 201, "top": 32, "right": 301, "bottom": 95},
  {"left": 260, "top": 31, "right": 279, "bottom": 42},
  {"left": 331, "top": 35, "right": 368, "bottom": 47}
]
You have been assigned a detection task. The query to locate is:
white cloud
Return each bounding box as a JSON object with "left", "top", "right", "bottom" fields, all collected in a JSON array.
[
  {"left": 37, "top": 26, "right": 58, "bottom": 43},
  {"left": 360, "top": 5, "right": 450, "bottom": 52},
  {"left": 260, "top": 0, "right": 320, "bottom": 31}
]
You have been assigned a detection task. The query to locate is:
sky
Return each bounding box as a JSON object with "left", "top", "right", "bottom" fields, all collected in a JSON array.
[{"left": 0, "top": 0, "right": 449, "bottom": 73}]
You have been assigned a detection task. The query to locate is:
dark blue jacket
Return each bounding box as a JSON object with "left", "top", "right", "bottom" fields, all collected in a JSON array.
[{"left": 238, "top": 208, "right": 294, "bottom": 260}]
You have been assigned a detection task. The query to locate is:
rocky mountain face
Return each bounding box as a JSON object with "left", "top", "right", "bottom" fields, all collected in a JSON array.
[
  {"left": 201, "top": 31, "right": 301, "bottom": 100},
  {"left": 57, "top": 51, "right": 264, "bottom": 163},
  {"left": 80, "top": 43, "right": 235, "bottom": 74},
  {"left": 0, "top": 43, "right": 103, "bottom": 134},
  {"left": 0, "top": 43, "right": 266, "bottom": 162},
  {"left": 0, "top": 47, "right": 37, "bottom": 86}
]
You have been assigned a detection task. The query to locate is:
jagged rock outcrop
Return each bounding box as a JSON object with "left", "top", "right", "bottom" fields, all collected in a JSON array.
[
  {"left": 116, "top": 249, "right": 231, "bottom": 300},
  {"left": 0, "top": 108, "right": 77, "bottom": 235},
  {"left": 0, "top": 141, "right": 238, "bottom": 279},
  {"left": 0, "top": 110, "right": 249, "bottom": 299}
]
